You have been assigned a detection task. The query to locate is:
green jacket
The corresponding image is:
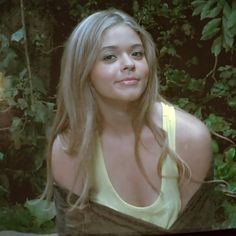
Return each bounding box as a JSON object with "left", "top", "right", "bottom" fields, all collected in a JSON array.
[{"left": 53, "top": 176, "right": 224, "bottom": 236}]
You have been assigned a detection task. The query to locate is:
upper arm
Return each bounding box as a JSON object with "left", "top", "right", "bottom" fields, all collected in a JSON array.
[
  {"left": 51, "top": 135, "right": 82, "bottom": 193},
  {"left": 175, "top": 109, "right": 212, "bottom": 207}
]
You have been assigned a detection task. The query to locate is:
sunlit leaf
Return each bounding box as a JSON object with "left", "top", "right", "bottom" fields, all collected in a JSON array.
[
  {"left": 201, "top": 18, "right": 221, "bottom": 40},
  {"left": 225, "top": 147, "right": 236, "bottom": 162},
  {"left": 200, "top": 0, "right": 218, "bottom": 20},
  {"left": 11, "top": 28, "right": 24, "bottom": 42},
  {"left": 211, "top": 140, "right": 219, "bottom": 153},
  {"left": 228, "top": 96, "right": 236, "bottom": 108},
  {"left": 227, "top": 8, "right": 236, "bottom": 28},
  {"left": 0, "top": 152, "right": 4, "bottom": 161},
  {"left": 211, "top": 35, "right": 222, "bottom": 56},
  {"left": 25, "top": 199, "right": 56, "bottom": 226}
]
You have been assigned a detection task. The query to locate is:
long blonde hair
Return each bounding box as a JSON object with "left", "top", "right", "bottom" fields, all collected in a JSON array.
[{"left": 45, "top": 9, "right": 188, "bottom": 208}]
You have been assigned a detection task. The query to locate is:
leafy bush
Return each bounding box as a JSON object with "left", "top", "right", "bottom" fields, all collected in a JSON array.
[
  {"left": 0, "top": 203, "right": 55, "bottom": 233},
  {"left": 0, "top": 0, "right": 235, "bottom": 232},
  {"left": 0, "top": 0, "right": 55, "bottom": 232}
]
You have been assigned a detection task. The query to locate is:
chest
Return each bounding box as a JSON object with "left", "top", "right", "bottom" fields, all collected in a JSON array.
[{"left": 100, "top": 131, "right": 163, "bottom": 207}]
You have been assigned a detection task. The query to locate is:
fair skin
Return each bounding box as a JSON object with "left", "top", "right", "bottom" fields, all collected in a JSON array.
[{"left": 51, "top": 24, "right": 212, "bottom": 212}]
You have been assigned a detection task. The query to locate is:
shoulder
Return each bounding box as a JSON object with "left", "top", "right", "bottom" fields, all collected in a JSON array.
[
  {"left": 51, "top": 135, "right": 82, "bottom": 193},
  {"left": 153, "top": 102, "right": 212, "bottom": 172},
  {"left": 174, "top": 106, "right": 212, "bottom": 174},
  {"left": 174, "top": 106, "right": 213, "bottom": 208},
  {"left": 153, "top": 101, "right": 212, "bottom": 202}
]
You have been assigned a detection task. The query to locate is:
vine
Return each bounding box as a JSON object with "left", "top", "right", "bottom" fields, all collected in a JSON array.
[{"left": 20, "top": 0, "right": 33, "bottom": 107}]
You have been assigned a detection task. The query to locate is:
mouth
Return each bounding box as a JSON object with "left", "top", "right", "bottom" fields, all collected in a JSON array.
[{"left": 116, "top": 77, "right": 140, "bottom": 85}]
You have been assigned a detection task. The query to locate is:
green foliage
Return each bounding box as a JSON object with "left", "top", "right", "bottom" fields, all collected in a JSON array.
[
  {"left": 0, "top": 4, "right": 55, "bottom": 233},
  {"left": 0, "top": 152, "right": 4, "bottom": 161},
  {"left": 0, "top": 0, "right": 235, "bottom": 232},
  {"left": 132, "top": 0, "right": 236, "bottom": 229},
  {"left": 25, "top": 199, "right": 56, "bottom": 226},
  {"left": 220, "top": 199, "right": 236, "bottom": 229},
  {"left": 0, "top": 204, "right": 55, "bottom": 233},
  {"left": 214, "top": 146, "right": 236, "bottom": 190},
  {"left": 68, "top": 0, "right": 98, "bottom": 19},
  {"left": 192, "top": 0, "right": 236, "bottom": 56}
]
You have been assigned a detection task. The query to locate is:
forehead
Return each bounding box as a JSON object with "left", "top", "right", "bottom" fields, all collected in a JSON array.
[{"left": 101, "top": 24, "right": 142, "bottom": 47}]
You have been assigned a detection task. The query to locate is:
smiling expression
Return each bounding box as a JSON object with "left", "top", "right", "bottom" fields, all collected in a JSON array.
[{"left": 90, "top": 24, "right": 149, "bottom": 104}]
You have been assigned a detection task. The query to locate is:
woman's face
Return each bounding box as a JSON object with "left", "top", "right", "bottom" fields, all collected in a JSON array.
[{"left": 90, "top": 24, "right": 149, "bottom": 104}]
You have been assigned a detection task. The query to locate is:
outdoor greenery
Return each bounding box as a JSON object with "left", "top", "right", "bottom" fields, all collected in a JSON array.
[{"left": 0, "top": 0, "right": 235, "bottom": 233}]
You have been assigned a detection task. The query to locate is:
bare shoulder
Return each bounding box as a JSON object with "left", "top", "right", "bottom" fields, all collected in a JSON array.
[
  {"left": 174, "top": 107, "right": 212, "bottom": 176},
  {"left": 51, "top": 135, "right": 82, "bottom": 193},
  {"left": 174, "top": 107, "right": 212, "bottom": 208},
  {"left": 153, "top": 102, "right": 212, "bottom": 175}
]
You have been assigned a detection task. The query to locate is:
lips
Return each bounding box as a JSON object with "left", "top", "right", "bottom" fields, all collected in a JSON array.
[{"left": 116, "top": 77, "right": 140, "bottom": 85}]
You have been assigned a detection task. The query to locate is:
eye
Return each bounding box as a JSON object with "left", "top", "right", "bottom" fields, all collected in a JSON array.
[
  {"left": 131, "top": 51, "right": 144, "bottom": 59},
  {"left": 103, "top": 54, "right": 117, "bottom": 62}
]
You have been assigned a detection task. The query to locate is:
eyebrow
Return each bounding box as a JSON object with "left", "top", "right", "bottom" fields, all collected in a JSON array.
[{"left": 100, "top": 43, "right": 144, "bottom": 51}]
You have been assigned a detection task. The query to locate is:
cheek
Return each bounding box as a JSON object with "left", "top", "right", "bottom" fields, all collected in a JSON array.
[
  {"left": 91, "top": 63, "right": 111, "bottom": 79},
  {"left": 90, "top": 66, "right": 111, "bottom": 93}
]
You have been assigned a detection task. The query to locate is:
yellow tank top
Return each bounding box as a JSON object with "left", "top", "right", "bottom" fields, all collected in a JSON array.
[{"left": 90, "top": 102, "right": 181, "bottom": 229}]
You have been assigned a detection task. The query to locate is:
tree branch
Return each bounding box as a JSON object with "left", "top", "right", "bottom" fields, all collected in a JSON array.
[{"left": 20, "top": 0, "right": 33, "bottom": 107}]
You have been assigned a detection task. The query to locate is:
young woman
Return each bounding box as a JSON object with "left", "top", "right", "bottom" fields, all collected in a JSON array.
[{"left": 45, "top": 9, "right": 223, "bottom": 235}]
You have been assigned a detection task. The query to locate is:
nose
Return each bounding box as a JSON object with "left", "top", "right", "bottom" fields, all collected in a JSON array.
[{"left": 121, "top": 54, "right": 135, "bottom": 71}]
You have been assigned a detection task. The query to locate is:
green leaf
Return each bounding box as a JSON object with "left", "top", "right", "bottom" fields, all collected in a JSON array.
[
  {"left": 211, "top": 35, "right": 222, "bottom": 56},
  {"left": 0, "top": 49, "right": 17, "bottom": 70},
  {"left": 200, "top": 0, "right": 217, "bottom": 20},
  {"left": 25, "top": 199, "right": 56, "bottom": 226},
  {"left": 0, "top": 33, "right": 9, "bottom": 50},
  {"left": 225, "top": 147, "right": 236, "bottom": 162},
  {"left": 0, "top": 185, "right": 8, "bottom": 197},
  {"left": 227, "top": 9, "right": 236, "bottom": 34},
  {"left": 228, "top": 96, "right": 236, "bottom": 108},
  {"left": 19, "top": 68, "right": 27, "bottom": 79},
  {"left": 192, "top": 0, "right": 206, "bottom": 8},
  {"left": 218, "top": 65, "right": 236, "bottom": 79},
  {"left": 222, "top": 16, "right": 234, "bottom": 49},
  {"left": 192, "top": 5, "right": 204, "bottom": 16},
  {"left": 205, "top": 114, "right": 231, "bottom": 134},
  {"left": 11, "top": 28, "right": 24, "bottom": 42},
  {"left": 192, "top": 0, "right": 206, "bottom": 16},
  {"left": 17, "top": 98, "right": 28, "bottom": 110},
  {"left": 223, "top": 1, "right": 231, "bottom": 19},
  {"left": 227, "top": 9, "right": 236, "bottom": 28},
  {"left": 207, "top": 2, "right": 223, "bottom": 18},
  {"left": 0, "top": 152, "right": 4, "bottom": 161},
  {"left": 201, "top": 18, "right": 221, "bottom": 40},
  {"left": 11, "top": 116, "right": 23, "bottom": 132},
  {"left": 32, "top": 76, "right": 47, "bottom": 95},
  {"left": 211, "top": 140, "right": 219, "bottom": 153},
  {"left": 221, "top": 201, "right": 236, "bottom": 228},
  {"left": 211, "top": 36, "right": 222, "bottom": 57},
  {"left": 31, "top": 101, "right": 48, "bottom": 123}
]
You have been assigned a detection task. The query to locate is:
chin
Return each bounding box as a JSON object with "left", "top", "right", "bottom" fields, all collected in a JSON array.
[{"left": 119, "top": 93, "right": 144, "bottom": 102}]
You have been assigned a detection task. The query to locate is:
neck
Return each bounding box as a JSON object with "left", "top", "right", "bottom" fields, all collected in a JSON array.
[{"left": 96, "top": 96, "right": 136, "bottom": 135}]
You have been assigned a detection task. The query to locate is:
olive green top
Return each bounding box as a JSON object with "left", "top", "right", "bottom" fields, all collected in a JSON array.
[{"left": 53, "top": 171, "right": 225, "bottom": 235}]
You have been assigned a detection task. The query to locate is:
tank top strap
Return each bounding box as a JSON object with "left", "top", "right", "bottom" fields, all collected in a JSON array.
[
  {"left": 161, "top": 102, "right": 178, "bottom": 178},
  {"left": 161, "top": 102, "right": 176, "bottom": 151}
]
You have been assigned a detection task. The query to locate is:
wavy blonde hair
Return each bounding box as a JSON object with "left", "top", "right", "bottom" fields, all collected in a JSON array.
[{"left": 44, "top": 9, "right": 188, "bottom": 208}]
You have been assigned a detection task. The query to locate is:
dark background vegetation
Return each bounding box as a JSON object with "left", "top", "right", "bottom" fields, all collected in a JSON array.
[{"left": 0, "top": 0, "right": 235, "bottom": 233}]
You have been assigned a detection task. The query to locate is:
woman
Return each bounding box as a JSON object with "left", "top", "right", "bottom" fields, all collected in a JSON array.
[{"left": 45, "top": 9, "right": 223, "bottom": 235}]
